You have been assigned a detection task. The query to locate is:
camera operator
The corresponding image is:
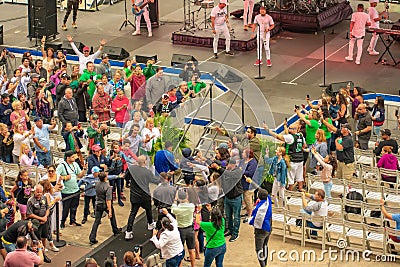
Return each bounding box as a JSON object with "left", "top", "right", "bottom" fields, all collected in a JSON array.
[
  {"left": 4, "top": 236, "right": 44, "bottom": 267},
  {"left": 0, "top": 48, "right": 15, "bottom": 76},
  {"left": 179, "top": 61, "right": 200, "bottom": 82}
]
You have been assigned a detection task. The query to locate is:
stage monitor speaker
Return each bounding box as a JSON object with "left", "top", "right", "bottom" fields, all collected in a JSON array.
[
  {"left": 0, "top": 25, "right": 3, "bottom": 45},
  {"left": 213, "top": 65, "right": 243, "bottom": 84},
  {"left": 102, "top": 46, "right": 130, "bottom": 60},
  {"left": 61, "top": 40, "right": 86, "bottom": 55},
  {"left": 171, "top": 54, "right": 197, "bottom": 66},
  {"left": 45, "top": 42, "right": 62, "bottom": 52},
  {"left": 325, "top": 81, "right": 353, "bottom": 97},
  {"left": 27, "top": 0, "right": 58, "bottom": 39},
  {"left": 136, "top": 54, "right": 158, "bottom": 64}
]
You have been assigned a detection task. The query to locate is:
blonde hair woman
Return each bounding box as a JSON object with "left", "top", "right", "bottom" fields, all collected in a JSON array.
[
  {"left": 10, "top": 100, "right": 30, "bottom": 131},
  {"left": 12, "top": 124, "right": 34, "bottom": 163},
  {"left": 310, "top": 129, "right": 328, "bottom": 172},
  {"left": 19, "top": 143, "right": 37, "bottom": 166},
  {"left": 141, "top": 118, "right": 160, "bottom": 153}
]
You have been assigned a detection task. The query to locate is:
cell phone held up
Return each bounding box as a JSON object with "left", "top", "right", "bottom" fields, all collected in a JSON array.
[
  {"left": 66, "top": 261, "right": 72, "bottom": 267},
  {"left": 294, "top": 105, "right": 300, "bottom": 110},
  {"left": 109, "top": 251, "right": 115, "bottom": 259}
]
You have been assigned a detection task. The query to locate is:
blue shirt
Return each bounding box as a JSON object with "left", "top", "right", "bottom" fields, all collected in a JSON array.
[
  {"left": 34, "top": 124, "right": 51, "bottom": 152},
  {"left": 78, "top": 175, "right": 98, "bottom": 197},
  {"left": 154, "top": 149, "right": 179, "bottom": 175}
]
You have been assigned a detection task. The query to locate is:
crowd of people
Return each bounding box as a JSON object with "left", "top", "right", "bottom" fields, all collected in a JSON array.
[{"left": 0, "top": 33, "right": 400, "bottom": 267}]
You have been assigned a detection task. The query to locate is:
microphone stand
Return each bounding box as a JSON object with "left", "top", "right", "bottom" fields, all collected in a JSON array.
[
  {"left": 319, "top": 30, "right": 327, "bottom": 87},
  {"left": 254, "top": 23, "right": 265, "bottom": 79},
  {"left": 119, "top": 0, "right": 135, "bottom": 31}
]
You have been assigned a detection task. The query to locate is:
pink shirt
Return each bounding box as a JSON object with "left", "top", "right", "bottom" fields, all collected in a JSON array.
[
  {"left": 10, "top": 110, "right": 28, "bottom": 131},
  {"left": 4, "top": 249, "right": 41, "bottom": 267}
]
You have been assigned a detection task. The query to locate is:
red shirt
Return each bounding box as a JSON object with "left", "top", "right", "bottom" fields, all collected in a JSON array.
[
  {"left": 92, "top": 92, "right": 112, "bottom": 123},
  {"left": 112, "top": 96, "right": 131, "bottom": 123},
  {"left": 4, "top": 249, "right": 41, "bottom": 267}
]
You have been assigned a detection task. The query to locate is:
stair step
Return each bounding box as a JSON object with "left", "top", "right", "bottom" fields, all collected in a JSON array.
[{"left": 206, "top": 121, "right": 244, "bottom": 134}]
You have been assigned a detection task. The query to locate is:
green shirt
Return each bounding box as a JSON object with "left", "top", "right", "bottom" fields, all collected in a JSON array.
[
  {"left": 171, "top": 203, "right": 195, "bottom": 228},
  {"left": 200, "top": 218, "right": 226, "bottom": 248},
  {"left": 305, "top": 119, "right": 320, "bottom": 145},
  {"left": 320, "top": 118, "right": 332, "bottom": 139},
  {"left": 56, "top": 161, "right": 81, "bottom": 194}
]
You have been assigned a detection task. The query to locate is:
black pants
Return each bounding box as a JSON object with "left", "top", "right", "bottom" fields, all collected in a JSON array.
[
  {"left": 83, "top": 195, "right": 96, "bottom": 219},
  {"left": 63, "top": 0, "right": 79, "bottom": 24},
  {"left": 126, "top": 199, "right": 153, "bottom": 232},
  {"left": 89, "top": 204, "right": 118, "bottom": 242},
  {"left": 61, "top": 191, "right": 80, "bottom": 224},
  {"left": 78, "top": 110, "right": 87, "bottom": 122}
]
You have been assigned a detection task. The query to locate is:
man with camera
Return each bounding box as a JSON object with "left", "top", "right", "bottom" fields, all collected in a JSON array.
[
  {"left": 4, "top": 236, "right": 44, "bottom": 267},
  {"left": 89, "top": 172, "right": 122, "bottom": 245},
  {"left": 179, "top": 61, "right": 200, "bottom": 82}
]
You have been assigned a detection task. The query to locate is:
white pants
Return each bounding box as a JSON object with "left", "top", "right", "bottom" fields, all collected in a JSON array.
[
  {"left": 243, "top": 0, "right": 255, "bottom": 26},
  {"left": 213, "top": 25, "right": 231, "bottom": 53},
  {"left": 288, "top": 161, "right": 304, "bottom": 185},
  {"left": 135, "top": 8, "right": 152, "bottom": 34},
  {"left": 257, "top": 32, "right": 271, "bottom": 60},
  {"left": 348, "top": 36, "right": 364, "bottom": 62},
  {"left": 271, "top": 180, "right": 285, "bottom": 207},
  {"left": 368, "top": 32, "right": 378, "bottom": 52}
]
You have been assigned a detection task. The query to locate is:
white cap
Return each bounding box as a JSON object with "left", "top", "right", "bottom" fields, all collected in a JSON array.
[
  {"left": 220, "top": 0, "right": 229, "bottom": 5},
  {"left": 369, "top": 0, "right": 378, "bottom": 3}
]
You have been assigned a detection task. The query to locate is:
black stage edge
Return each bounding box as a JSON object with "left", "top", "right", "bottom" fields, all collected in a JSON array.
[
  {"left": 232, "top": 1, "right": 353, "bottom": 33},
  {"left": 171, "top": 21, "right": 281, "bottom": 51},
  {"left": 74, "top": 211, "right": 158, "bottom": 267}
]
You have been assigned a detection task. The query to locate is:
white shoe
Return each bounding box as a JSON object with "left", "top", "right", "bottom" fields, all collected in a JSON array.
[
  {"left": 369, "top": 50, "right": 379, "bottom": 56},
  {"left": 148, "top": 32, "right": 153, "bottom": 37},
  {"left": 125, "top": 231, "right": 133, "bottom": 240},
  {"left": 345, "top": 56, "right": 353, "bottom": 61},
  {"left": 355, "top": 60, "right": 360, "bottom": 65},
  {"left": 148, "top": 221, "right": 156, "bottom": 230},
  {"left": 132, "top": 31, "right": 141, "bottom": 36},
  {"left": 44, "top": 248, "right": 49, "bottom": 252},
  {"left": 50, "top": 245, "right": 60, "bottom": 252}
]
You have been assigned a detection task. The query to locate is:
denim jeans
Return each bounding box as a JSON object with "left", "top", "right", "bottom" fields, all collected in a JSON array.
[
  {"left": 373, "top": 125, "right": 381, "bottom": 136},
  {"left": 116, "top": 122, "right": 124, "bottom": 128},
  {"left": 166, "top": 250, "right": 184, "bottom": 267},
  {"left": 109, "top": 178, "right": 122, "bottom": 201},
  {"left": 37, "top": 151, "right": 52, "bottom": 167},
  {"left": 204, "top": 243, "right": 226, "bottom": 267},
  {"left": 224, "top": 195, "right": 242, "bottom": 236},
  {"left": 323, "top": 181, "right": 332, "bottom": 199},
  {"left": 306, "top": 220, "right": 323, "bottom": 236},
  {"left": 2, "top": 242, "right": 16, "bottom": 253}
]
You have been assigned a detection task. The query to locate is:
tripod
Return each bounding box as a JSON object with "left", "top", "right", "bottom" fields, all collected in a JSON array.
[{"left": 119, "top": 0, "right": 135, "bottom": 31}]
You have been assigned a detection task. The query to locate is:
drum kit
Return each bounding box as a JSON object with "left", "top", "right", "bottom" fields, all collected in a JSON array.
[{"left": 181, "top": 0, "right": 215, "bottom": 33}]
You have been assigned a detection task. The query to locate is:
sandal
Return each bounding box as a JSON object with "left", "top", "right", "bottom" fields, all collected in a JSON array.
[{"left": 184, "top": 257, "right": 191, "bottom": 262}]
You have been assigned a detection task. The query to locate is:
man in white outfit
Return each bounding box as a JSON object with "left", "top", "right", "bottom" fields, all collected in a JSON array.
[
  {"left": 243, "top": 0, "right": 255, "bottom": 31},
  {"left": 251, "top": 6, "right": 274, "bottom": 67},
  {"left": 367, "top": 0, "right": 387, "bottom": 56},
  {"left": 345, "top": 4, "right": 371, "bottom": 65},
  {"left": 131, "top": 0, "right": 154, "bottom": 37},
  {"left": 211, "top": 0, "right": 234, "bottom": 59},
  {"left": 66, "top": 35, "right": 106, "bottom": 74}
]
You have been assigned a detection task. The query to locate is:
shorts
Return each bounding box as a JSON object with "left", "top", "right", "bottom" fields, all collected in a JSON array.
[
  {"left": 179, "top": 226, "right": 195, "bottom": 250},
  {"left": 243, "top": 190, "right": 254, "bottom": 211},
  {"left": 288, "top": 161, "right": 304, "bottom": 185},
  {"left": 17, "top": 203, "right": 27, "bottom": 214},
  {"left": 35, "top": 223, "right": 49, "bottom": 239}
]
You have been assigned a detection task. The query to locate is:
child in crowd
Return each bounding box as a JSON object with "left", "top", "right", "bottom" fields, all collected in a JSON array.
[{"left": 311, "top": 147, "right": 337, "bottom": 199}]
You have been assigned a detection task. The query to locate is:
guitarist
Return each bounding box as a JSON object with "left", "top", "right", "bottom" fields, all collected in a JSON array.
[
  {"left": 131, "top": 0, "right": 154, "bottom": 37},
  {"left": 211, "top": 0, "right": 234, "bottom": 59}
]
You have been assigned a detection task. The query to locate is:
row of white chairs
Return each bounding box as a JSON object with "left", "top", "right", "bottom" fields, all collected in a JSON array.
[{"left": 271, "top": 207, "right": 400, "bottom": 258}]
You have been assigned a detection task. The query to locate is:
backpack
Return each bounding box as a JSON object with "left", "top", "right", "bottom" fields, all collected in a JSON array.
[{"left": 344, "top": 191, "right": 363, "bottom": 214}]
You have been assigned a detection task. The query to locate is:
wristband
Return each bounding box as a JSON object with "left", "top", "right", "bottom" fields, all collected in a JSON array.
[{"left": 37, "top": 248, "right": 43, "bottom": 251}]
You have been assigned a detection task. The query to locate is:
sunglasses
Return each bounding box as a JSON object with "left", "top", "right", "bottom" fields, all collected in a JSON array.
[{"left": 48, "top": 170, "right": 55, "bottom": 173}]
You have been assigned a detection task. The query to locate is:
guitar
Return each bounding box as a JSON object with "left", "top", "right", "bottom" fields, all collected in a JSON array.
[{"left": 132, "top": 0, "right": 151, "bottom": 16}]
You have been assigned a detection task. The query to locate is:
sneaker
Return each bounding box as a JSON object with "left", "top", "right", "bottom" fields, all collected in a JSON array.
[
  {"left": 50, "top": 245, "right": 60, "bottom": 252},
  {"left": 60, "top": 222, "right": 65, "bottom": 229},
  {"left": 148, "top": 221, "right": 156, "bottom": 230},
  {"left": 214, "top": 53, "right": 218, "bottom": 59},
  {"left": 113, "top": 228, "right": 122, "bottom": 236},
  {"left": 369, "top": 50, "right": 379, "bottom": 56},
  {"left": 132, "top": 31, "right": 141, "bottom": 36},
  {"left": 81, "top": 218, "right": 87, "bottom": 224},
  {"left": 61, "top": 24, "right": 67, "bottom": 31},
  {"left": 72, "top": 22, "right": 77, "bottom": 29},
  {"left": 355, "top": 60, "right": 360, "bottom": 65},
  {"left": 254, "top": 59, "right": 262, "bottom": 66},
  {"left": 43, "top": 254, "right": 52, "bottom": 263},
  {"left": 224, "top": 231, "right": 232, "bottom": 237},
  {"left": 345, "top": 56, "right": 353, "bottom": 61},
  {"left": 229, "top": 235, "right": 239, "bottom": 242},
  {"left": 89, "top": 240, "right": 98, "bottom": 245},
  {"left": 267, "top": 59, "right": 272, "bottom": 67},
  {"left": 125, "top": 231, "right": 133, "bottom": 240},
  {"left": 225, "top": 51, "right": 234, "bottom": 56},
  {"left": 148, "top": 32, "right": 153, "bottom": 37}
]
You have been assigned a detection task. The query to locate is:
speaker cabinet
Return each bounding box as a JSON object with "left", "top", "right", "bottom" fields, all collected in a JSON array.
[
  {"left": 28, "top": 0, "right": 58, "bottom": 39},
  {"left": 61, "top": 40, "right": 86, "bottom": 55},
  {"left": 135, "top": 54, "right": 158, "bottom": 64},
  {"left": 171, "top": 54, "right": 197, "bottom": 67},
  {"left": 102, "top": 46, "right": 130, "bottom": 60}
]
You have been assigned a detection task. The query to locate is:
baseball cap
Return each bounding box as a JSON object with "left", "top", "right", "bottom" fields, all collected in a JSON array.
[
  {"left": 30, "top": 219, "right": 40, "bottom": 231},
  {"left": 369, "top": 0, "right": 378, "bottom": 3},
  {"left": 83, "top": 46, "right": 90, "bottom": 52},
  {"left": 39, "top": 78, "right": 46, "bottom": 83},
  {"left": 341, "top": 123, "right": 352, "bottom": 131},
  {"left": 30, "top": 73, "right": 40, "bottom": 78},
  {"left": 162, "top": 94, "right": 170, "bottom": 100},
  {"left": 91, "top": 166, "right": 101, "bottom": 173},
  {"left": 33, "top": 117, "right": 43, "bottom": 122},
  {"left": 92, "top": 144, "right": 101, "bottom": 152},
  {"left": 220, "top": 0, "right": 229, "bottom": 4},
  {"left": 218, "top": 143, "right": 229, "bottom": 149},
  {"left": 101, "top": 53, "right": 109, "bottom": 59},
  {"left": 380, "top": 129, "right": 391, "bottom": 136},
  {"left": 167, "top": 84, "right": 176, "bottom": 91}
]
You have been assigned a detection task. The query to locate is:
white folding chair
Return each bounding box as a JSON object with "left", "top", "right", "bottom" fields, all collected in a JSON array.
[
  {"left": 361, "top": 165, "right": 380, "bottom": 186},
  {"left": 365, "top": 224, "right": 385, "bottom": 254},
  {"left": 363, "top": 202, "right": 383, "bottom": 226},
  {"left": 383, "top": 187, "right": 400, "bottom": 208},
  {"left": 283, "top": 209, "right": 304, "bottom": 246},
  {"left": 343, "top": 198, "right": 364, "bottom": 223},
  {"left": 345, "top": 221, "right": 366, "bottom": 251},
  {"left": 52, "top": 151, "right": 65, "bottom": 166},
  {"left": 379, "top": 168, "right": 399, "bottom": 189},
  {"left": 303, "top": 214, "right": 326, "bottom": 250},
  {"left": 354, "top": 148, "right": 376, "bottom": 166},
  {"left": 307, "top": 174, "right": 324, "bottom": 194},
  {"left": 327, "top": 197, "right": 343, "bottom": 219},
  {"left": 385, "top": 227, "right": 400, "bottom": 258},
  {"left": 3, "top": 163, "right": 20, "bottom": 190},
  {"left": 331, "top": 178, "right": 345, "bottom": 197},
  {"left": 271, "top": 207, "right": 285, "bottom": 237},
  {"left": 363, "top": 183, "right": 383, "bottom": 204},
  {"left": 326, "top": 217, "right": 346, "bottom": 247},
  {"left": 284, "top": 190, "right": 303, "bottom": 211},
  {"left": 108, "top": 126, "right": 122, "bottom": 141}
]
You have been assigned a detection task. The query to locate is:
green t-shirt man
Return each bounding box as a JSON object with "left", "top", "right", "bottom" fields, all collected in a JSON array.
[{"left": 305, "top": 117, "right": 320, "bottom": 145}]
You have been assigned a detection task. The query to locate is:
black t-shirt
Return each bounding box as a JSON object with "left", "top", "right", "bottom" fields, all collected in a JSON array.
[
  {"left": 0, "top": 103, "right": 12, "bottom": 126},
  {"left": 357, "top": 113, "right": 372, "bottom": 141},
  {"left": 374, "top": 139, "right": 399, "bottom": 156},
  {"left": 2, "top": 220, "right": 37, "bottom": 243},
  {"left": 336, "top": 130, "right": 354, "bottom": 164},
  {"left": 0, "top": 133, "right": 14, "bottom": 160}
]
